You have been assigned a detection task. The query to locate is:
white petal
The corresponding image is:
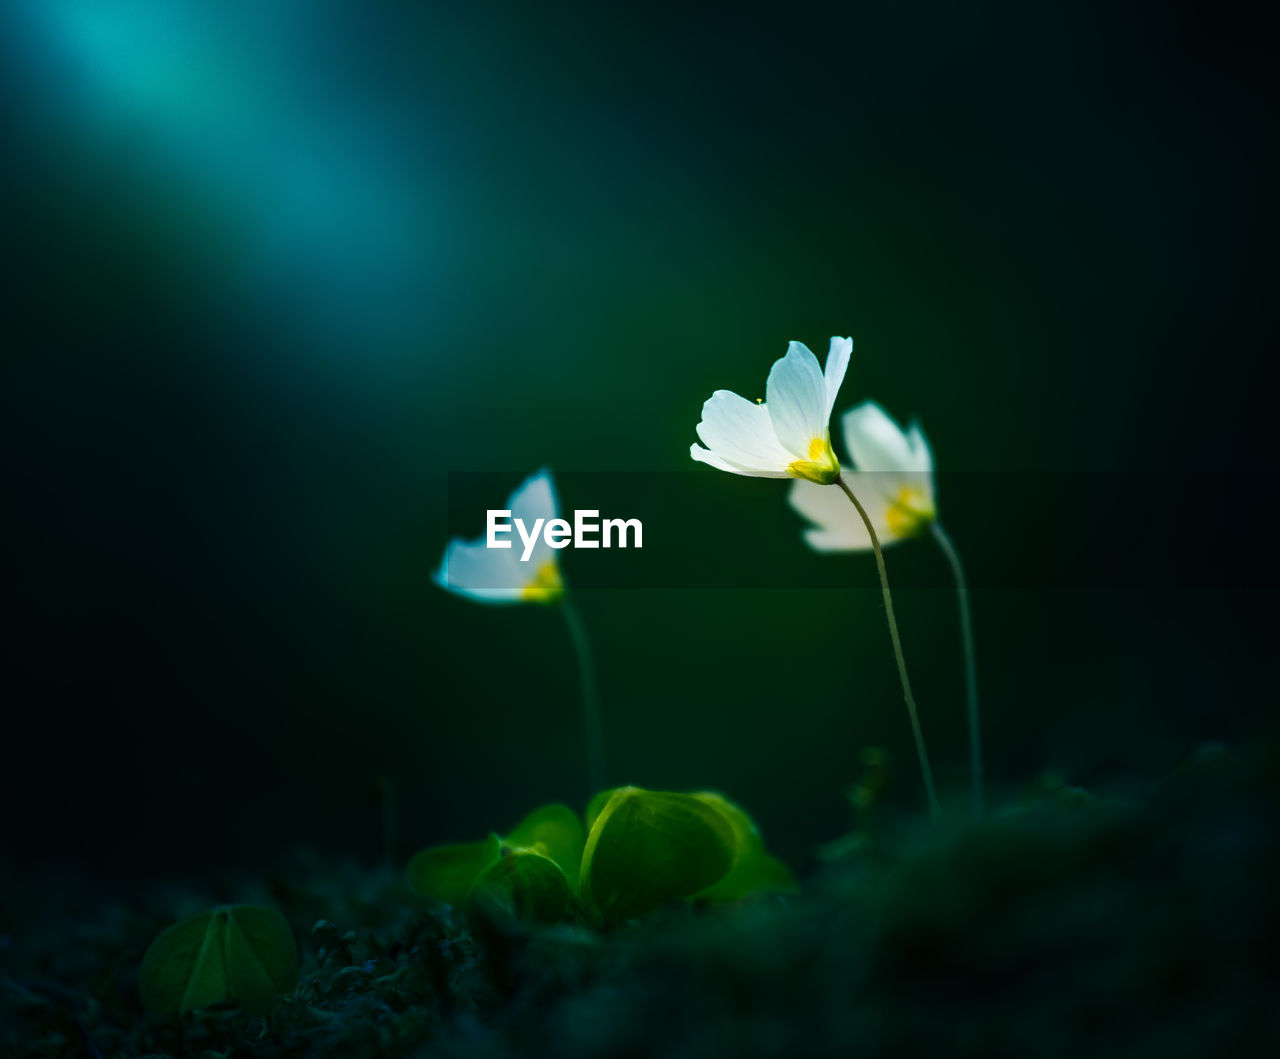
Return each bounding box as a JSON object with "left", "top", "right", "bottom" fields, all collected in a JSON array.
[
  {"left": 837, "top": 475, "right": 899, "bottom": 545},
  {"left": 824, "top": 337, "right": 853, "bottom": 419},
  {"left": 790, "top": 480, "right": 874, "bottom": 550},
  {"left": 434, "top": 538, "right": 528, "bottom": 604},
  {"left": 787, "top": 477, "right": 846, "bottom": 526},
  {"left": 841, "top": 402, "right": 917, "bottom": 473},
  {"left": 690, "top": 443, "right": 789, "bottom": 478},
  {"left": 504, "top": 468, "right": 560, "bottom": 568},
  {"left": 509, "top": 469, "right": 559, "bottom": 525},
  {"left": 905, "top": 421, "right": 935, "bottom": 474},
  {"left": 803, "top": 528, "right": 872, "bottom": 553},
  {"left": 694, "top": 390, "right": 794, "bottom": 474},
  {"left": 765, "top": 342, "right": 829, "bottom": 456},
  {"left": 787, "top": 474, "right": 898, "bottom": 552},
  {"left": 904, "top": 421, "right": 937, "bottom": 509}
]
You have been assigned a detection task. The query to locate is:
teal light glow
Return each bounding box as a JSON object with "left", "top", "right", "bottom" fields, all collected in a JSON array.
[{"left": 16, "top": 0, "right": 453, "bottom": 354}]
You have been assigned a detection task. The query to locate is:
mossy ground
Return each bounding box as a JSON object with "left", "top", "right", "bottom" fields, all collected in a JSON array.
[{"left": 3, "top": 743, "right": 1276, "bottom": 1058}]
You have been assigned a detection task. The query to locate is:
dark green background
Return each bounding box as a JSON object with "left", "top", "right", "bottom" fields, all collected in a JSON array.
[{"left": 3, "top": 2, "right": 1274, "bottom": 884}]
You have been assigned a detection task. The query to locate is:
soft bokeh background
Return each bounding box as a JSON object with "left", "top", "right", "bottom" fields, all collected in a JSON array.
[{"left": 3, "top": 1, "right": 1275, "bottom": 885}]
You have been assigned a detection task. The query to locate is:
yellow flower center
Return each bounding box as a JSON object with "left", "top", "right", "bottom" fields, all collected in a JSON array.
[
  {"left": 787, "top": 436, "right": 841, "bottom": 485},
  {"left": 885, "top": 486, "right": 936, "bottom": 539},
  {"left": 521, "top": 560, "right": 564, "bottom": 604}
]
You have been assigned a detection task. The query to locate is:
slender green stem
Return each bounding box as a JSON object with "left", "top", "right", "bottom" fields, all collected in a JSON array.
[
  {"left": 930, "top": 521, "right": 983, "bottom": 818},
  {"left": 560, "top": 594, "right": 606, "bottom": 796},
  {"left": 834, "top": 477, "right": 941, "bottom": 822}
]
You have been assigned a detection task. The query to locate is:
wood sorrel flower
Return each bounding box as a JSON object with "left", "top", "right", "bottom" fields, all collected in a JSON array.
[
  {"left": 434, "top": 469, "right": 605, "bottom": 795},
  {"left": 788, "top": 401, "right": 936, "bottom": 550},
  {"left": 434, "top": 469, "right": 564, "bottom": 604},
  {"left": 690, "top": 337, "right": 852, "bottom": 484}
]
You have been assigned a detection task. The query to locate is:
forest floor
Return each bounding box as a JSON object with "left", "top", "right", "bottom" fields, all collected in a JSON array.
[{"left": 2, "top": 740, "right": 1276, "bottom": 1058}]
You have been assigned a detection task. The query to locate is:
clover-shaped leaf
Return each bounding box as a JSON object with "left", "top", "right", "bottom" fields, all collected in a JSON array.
[
  {"left": 467, "top": 848, "right": 573, "bottom": 925},
  {"left": 690, "top": 791, "right": 794, "bottom": 901},
  {"left": 580, "top": 786, "right": 736, "bottom": 926},
  {"left": 585, "top": 788, "right": 617, "bottom": 833},
  {"left": 407, "top": 804, "right": 585, "bottom": 926},
  {"left": 502, "top": 803, "right": 585, "bottom": 888},
  {"left": 406, "top": 834, "right": 502, "bottom": 906},
  {"left": 139, "top": 905, "right": 299, "bottom": 1017}
]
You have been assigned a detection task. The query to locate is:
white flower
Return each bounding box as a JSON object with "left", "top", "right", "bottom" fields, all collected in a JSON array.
[
  {"left": 434, "top": 470, "right": 564, "bottom": 604},
  {"left": 789, "top": 401, "right": 936, "bottom": 550},
  {"left": 690, "top": 337, "right": 853, "bottom": 485}
]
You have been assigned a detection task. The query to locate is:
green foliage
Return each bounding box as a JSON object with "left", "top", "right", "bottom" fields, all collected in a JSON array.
[
  {"left": 579, "top": 787, "right": 736, "bottom": 927},
  {"left": 139, "top": 905, "right": 299, "bottom": 1017},
  {"left": 503, "top": 803, "right": 586, "bottom": 887},
  {"left": 9, "top": 746, "right": 1271, "bottom": 1057},
  {"left": 406, "top": 834, "right": 502, "bottom": 906},
  {"left": 468, "top": 849, "right": 574, "bottom": 925},
  {"left": 408, "top": 791, "right": 788, "bottom": 930},
  {"left": 407, "top": 804, "right": 585, "bottom": 924},
  {"left": 584, "top": 788, "right": 614, "bottom": 832},
  {"left": 689, "top": 791, "right": 794, "bottom": 901}
]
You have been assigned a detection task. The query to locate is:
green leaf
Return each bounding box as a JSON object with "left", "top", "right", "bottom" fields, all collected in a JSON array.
[
  {"left": 691, "top": 791, "right": 795, "bottom": 901},
  {"left": 139, "top": 906, "right": 298, "bottom": 1017},
  {"left": 140, "top": 910, "right": 226, "bottom": 1016},
  {"left": 580, "top": 786, "right": 736, "bottom": 927},
  {"left": 467, "top": 848, "right": 573, "bottom": 925},
  {"left": 503, "top": 804, "right": 585, "bottom": 888},
  {"left": 223, "top": 906, "right": 302, "bottom": 1015},
  {"left": 406, "top": 834, "right": 501, "bottom": 905},
  {"left": 585, "top": 788, "right": 620, "bottom": 834}
]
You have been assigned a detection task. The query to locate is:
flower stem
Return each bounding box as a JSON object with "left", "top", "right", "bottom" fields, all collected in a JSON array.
[
  {"left": 560, "top": 595, "right": 606, "bottom": 796},
  {"left": 834, "top": 476, "right": 941, "bottom": 822},
  {"left": 930, "top": 521, "right": 983, "bottom": 818}
]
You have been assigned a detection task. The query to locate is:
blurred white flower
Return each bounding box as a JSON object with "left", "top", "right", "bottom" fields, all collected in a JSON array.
[
  {"left": 690, "top": 337, "right": 852, "bottom": 485},
  {"left": 789, "top": 401, "right": 936, "bottom": 550},
  {"left": 434, "top": 470, "right": 564, "bottom": 604}
]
